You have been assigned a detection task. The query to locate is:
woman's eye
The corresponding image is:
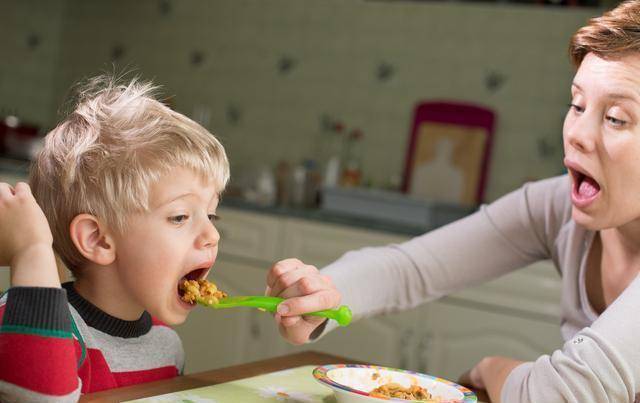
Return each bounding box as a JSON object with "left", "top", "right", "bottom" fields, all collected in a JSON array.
[
  {"left": 569, "top": 103, "right": 584, "bottom": 113},
  {"left": 207, "top": 214, "right": 220, "bottom": 223},
  {"left": 169, "top": 215, "right": 189, "bottom": 224},
  {"left": 606, "top": 116, "right": 627, "bottom": 127}
]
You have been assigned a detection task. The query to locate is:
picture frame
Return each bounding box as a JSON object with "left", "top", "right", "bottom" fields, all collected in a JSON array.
[{"left": 401, "top": 101, "right": 495, "bottom": 206}]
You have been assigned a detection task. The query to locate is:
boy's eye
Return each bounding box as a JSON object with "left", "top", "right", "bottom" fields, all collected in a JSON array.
[
  {"left": 169, "top": 215, "right": 188, "bottom": 224},
  {"left": 208, "top": 214, "right": 220, "bottom": 223}
]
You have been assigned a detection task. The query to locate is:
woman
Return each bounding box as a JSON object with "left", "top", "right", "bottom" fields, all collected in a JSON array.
[{"left": 266, "top": 1, "right": 640, "bottom": 402}]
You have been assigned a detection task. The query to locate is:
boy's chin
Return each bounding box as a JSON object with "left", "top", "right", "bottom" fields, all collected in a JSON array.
[
  {"left": 147, "top": 307, "right": 189, "bottom": 326},
  {"left": 160, "top": 312, "right": 189, "bottom": 326}
]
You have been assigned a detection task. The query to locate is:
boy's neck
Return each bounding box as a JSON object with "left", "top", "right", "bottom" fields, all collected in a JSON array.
[
  {"left": 74, "top": 266, "right": 146, "bottom": 321},
  {"left": 62, "top": 282, "right": 152, "bottom": 338}
]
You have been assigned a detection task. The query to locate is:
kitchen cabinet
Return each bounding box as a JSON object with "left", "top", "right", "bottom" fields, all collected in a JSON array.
[
  {"left": 280, "top": 216, "right": 407, "bottom": 267},
  {"left": 421, "top": 301, "right": 563, "bottom": 381},
  {"left": 178, "top": 205, "right": 564, "bottom": 380},
  {"left": 214, "top": 208, "right": 284, "bottom": 264}
]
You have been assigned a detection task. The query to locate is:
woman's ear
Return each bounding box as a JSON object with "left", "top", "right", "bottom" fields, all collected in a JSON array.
[{"left": 69, "top": 214, "right": 116, "bottom": 266}]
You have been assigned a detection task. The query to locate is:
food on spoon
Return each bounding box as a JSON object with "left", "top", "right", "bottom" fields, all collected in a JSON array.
[
  {"left": 179, "top": 278, "right": 227, "bottom": 305},
  {"left": 369, "top": 383, "right": 439, "bottom": 401}
]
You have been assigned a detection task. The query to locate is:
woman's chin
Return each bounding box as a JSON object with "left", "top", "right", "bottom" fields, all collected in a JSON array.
[{"left": 572, "top": 206, "right": 604, "bottom": 230}]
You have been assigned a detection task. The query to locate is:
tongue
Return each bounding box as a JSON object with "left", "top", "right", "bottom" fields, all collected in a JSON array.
[{"left": 579, "top": 176, "right": 600, "bottom": 198}]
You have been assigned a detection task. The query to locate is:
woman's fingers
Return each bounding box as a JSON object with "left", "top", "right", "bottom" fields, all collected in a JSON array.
[
  {"left": 278, "top": 275, "right": 332, "bottom": 300},
  {"left": 457, "top": 370, "right": 472, "bottom": 388},
  {"left": 0, "top": 183, "right": 14, "bottom": 199},
  {"left": 13, "top": 182, "right": 31, "bottom": 197},
  {"left": 269, "top": 265, "right": 318, "bottom": 297},
  {"left": 276, "top": 312, "right": 325, "bottom": 345},
  {"left": 278, "top": 284, "right": 340, "bottom": 317},
  {"left": 266, "top": 258, "right": 339, "bottom": 344},
  {"left": 280, "top": 315, "right": 301, "bottom": 327},
  {"left": 266, "top": 258, "right": 303, "bottom": 289}
]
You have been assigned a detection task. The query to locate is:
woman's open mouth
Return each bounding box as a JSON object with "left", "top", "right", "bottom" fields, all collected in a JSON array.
[{"left": 569, "top": 168, "right": 601, "bottom": 208}]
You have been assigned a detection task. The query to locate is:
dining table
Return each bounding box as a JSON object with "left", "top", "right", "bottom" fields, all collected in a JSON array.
[{"left": 78, "top": 350, "right": 490, "bottom": 402}]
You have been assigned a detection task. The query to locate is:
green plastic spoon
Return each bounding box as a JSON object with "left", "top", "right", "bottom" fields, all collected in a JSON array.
[{"left": 196, "top": 295, "right": 352, "bottom": 327}]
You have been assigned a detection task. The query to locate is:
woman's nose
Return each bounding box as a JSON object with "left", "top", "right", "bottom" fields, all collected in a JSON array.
[{"left": 565, "top": 113, "right": 598, "bottom": 153}]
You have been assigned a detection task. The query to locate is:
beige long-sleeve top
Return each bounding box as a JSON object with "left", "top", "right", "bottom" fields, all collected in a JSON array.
[{"left": 319, "top": 175, "right": 640, "bottom": 402}]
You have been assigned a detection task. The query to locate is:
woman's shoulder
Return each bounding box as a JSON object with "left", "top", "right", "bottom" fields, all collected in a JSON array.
[
  {"left": 523, "top": 174, "right": 571, "bottom": 200},
  {"left": 486, "top": 174, "right": 574, "bottom": 256},
  {"left": 522, "top": 175, "right": 593, "bottom": 267},
  {"left": 521, "top": 174, "right": 573, "bottom": 224}
]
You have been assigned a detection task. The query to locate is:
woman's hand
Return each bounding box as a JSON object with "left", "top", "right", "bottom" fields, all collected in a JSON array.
[
  {"left": 459, "top": 356, "right": 524, "bottom": 403},
  {"left": 0, "top": 182, "right": 59, "bottom": 287},
  {"left": 265, "top": 258, "right": 341, "bottom": 345},
  {"left": 458, "top": 361, "right": 486, "bottom": 390}
]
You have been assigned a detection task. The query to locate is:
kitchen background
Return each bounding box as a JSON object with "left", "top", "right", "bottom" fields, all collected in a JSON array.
[
  {"left": 2, "top": 0, "right": 605, "bottom": 201},
  {"left": 0, "top": 0, "right": 612, "bottom": 378}
]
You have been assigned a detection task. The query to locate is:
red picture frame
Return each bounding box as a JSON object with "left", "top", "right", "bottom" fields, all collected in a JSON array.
[{"left": 401, "top": 101, "right": 496, "bottom": 205}]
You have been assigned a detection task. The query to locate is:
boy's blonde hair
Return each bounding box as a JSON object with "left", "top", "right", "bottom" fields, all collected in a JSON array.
[{"left": 29, "top": 75, "right": 229, "bottom": 275}]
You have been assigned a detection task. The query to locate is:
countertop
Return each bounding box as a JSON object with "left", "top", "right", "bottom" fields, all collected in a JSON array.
[{"left": 0, "top": 157, "right": 471, "bottom": 236}]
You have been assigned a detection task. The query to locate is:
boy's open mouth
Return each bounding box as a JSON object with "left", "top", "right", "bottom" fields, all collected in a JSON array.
[{"left": 177, "top": 268, "right": 207, "bottom": 301}]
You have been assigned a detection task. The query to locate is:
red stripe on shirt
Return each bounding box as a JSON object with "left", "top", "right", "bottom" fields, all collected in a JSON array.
[
  {"left": 75, "top": 347, "right": 178, "bottom": 393},
  {"left": 151, "top": 317, "right": 170, "bottom": 327},
  {"left": 0, "top": 332, "right": 78, "bottom": 395},
  {"left": 112, "top": 365, "right": 178, "bottom": 387},
  {"left": 79, "top": 347, "right": 118, "bottom": 393}
]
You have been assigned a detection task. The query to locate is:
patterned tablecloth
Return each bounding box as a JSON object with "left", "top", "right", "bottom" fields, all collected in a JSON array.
[
  {"left": 124, "top": 365, "right": 333, "bottom": 403},
  {"left": 124, "top": 365, "right": 488, "bottom": 403}
]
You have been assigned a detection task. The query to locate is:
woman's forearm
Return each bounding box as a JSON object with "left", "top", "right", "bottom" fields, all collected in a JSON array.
[{"left": 478, "top": 356, "right": 524, "bottom": 403}]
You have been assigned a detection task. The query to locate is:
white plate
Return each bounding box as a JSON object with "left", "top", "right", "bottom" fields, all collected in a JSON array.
[{"left": 313, "top": 364, "right": 477, "bottom": 403}]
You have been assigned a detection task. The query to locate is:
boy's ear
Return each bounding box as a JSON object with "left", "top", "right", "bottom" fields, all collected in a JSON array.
[{"left": 70, "top": 214, "right": 116, "bottom": 266}]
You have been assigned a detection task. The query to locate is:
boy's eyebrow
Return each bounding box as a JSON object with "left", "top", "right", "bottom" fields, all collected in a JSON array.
[
  {"left": 161, "top": 192, "right": 195, "bottom": 206},
  {"left": 160, "top": 192, "right": 219, "bottom": 206}
]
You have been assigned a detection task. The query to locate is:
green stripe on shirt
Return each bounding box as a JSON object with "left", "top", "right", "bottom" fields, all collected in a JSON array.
[{"left": 0, "top": 324, "right": 73, "bottom": 339}]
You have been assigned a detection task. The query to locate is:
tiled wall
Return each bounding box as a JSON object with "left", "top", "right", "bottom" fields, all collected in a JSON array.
[
  {"left": 3, "top": 0, "right": 600, "bottom": 201},
  {"left": 1, "top": 0, "right": 67, "bottom": 127}
]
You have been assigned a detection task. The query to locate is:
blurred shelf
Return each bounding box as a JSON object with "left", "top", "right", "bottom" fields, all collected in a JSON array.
[{"left": 220, "top": 196, "right": 474, "bottom": 236}]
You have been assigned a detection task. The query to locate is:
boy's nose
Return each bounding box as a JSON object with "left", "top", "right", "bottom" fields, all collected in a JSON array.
[{"left": 196, "top": 221, "right": 220, "bottom": 249}]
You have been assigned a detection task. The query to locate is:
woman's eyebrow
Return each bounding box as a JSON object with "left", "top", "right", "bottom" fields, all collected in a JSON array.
[
  {"left": 571, "top": 82, "right": 639, "bottom": 102},
  {"left": 606, "top": 92, "right": 640, "bottom": 102}
]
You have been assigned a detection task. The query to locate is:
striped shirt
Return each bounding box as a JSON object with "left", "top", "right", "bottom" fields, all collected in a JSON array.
[{"left": 0, "top": 282, "right": 184, "bottom": 402}]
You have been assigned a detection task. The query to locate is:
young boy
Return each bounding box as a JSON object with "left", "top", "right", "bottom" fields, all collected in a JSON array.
[{"left": 0, "top": 75, "right": 229, "bottom": 401}]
